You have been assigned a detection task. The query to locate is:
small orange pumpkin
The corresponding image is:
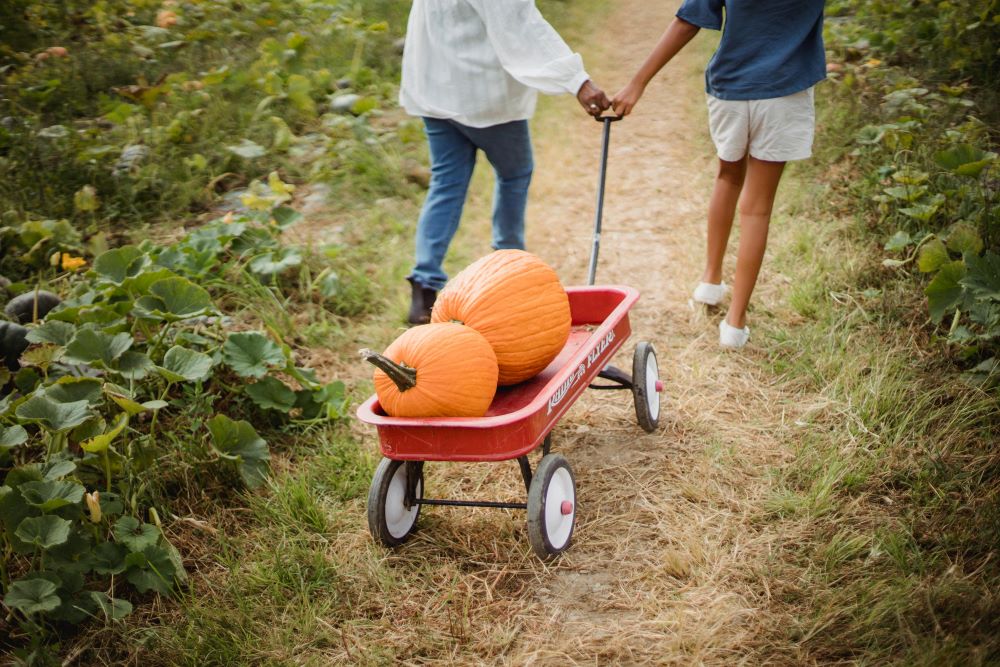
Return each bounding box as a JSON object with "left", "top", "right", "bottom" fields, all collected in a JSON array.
[
  {"left": 431, "top": 250, "right": 570, "bottom": 385},
  {"left": 361, "top": 322, "right": 498, "bottom": 418}
]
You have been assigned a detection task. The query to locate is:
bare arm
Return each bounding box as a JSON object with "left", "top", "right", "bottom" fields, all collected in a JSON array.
[{"left": 612, "top": 18, "right": 700, "bottom": 116}]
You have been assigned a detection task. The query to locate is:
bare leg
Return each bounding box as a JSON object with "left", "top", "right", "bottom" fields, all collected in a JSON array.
[
  {"left": 727, "top": 156, "right": 786, "bottom": 329},
  {"left": 701, "top": 157, "right": 747, "bottom": 284}
]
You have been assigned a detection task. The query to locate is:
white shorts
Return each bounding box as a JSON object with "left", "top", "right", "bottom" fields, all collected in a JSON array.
[{"left": 706, "top": 87, "right": 815, "bottom": 163}]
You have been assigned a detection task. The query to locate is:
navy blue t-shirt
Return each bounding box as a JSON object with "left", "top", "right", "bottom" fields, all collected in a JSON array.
[{"left": 676, "top": 0, "right": 826, "bottom": 101}]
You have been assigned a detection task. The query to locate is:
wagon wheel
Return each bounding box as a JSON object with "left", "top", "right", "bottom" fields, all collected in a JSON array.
[
  {"left": 527, "top": 454, "right": 576, "bottom": 560},
  {"left": 367, "top": 458, "right": 423, "bottom": 547},
  {"left": 632, "top": 341, "right": 661, "bottom": 433}
]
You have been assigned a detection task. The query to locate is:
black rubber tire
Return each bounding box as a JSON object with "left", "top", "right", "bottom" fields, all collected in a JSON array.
[
  {"left": 526, "top": 454, "right": 576, "bottom": 560},
  {"left": 367, "top": 458, "right": 422, "bottom": 548},
  {"left": 632, "top": 342, "right": 660, "bottom": 433}
]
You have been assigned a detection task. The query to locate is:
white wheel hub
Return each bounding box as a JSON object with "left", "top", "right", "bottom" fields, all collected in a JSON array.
[
  {"left": 544, "top": 467, "right": 575, "bottom": 549},
  {"left": 385, "top": 464, "right": 421, "bottom": 539},
  {"left": 645, "top": 354, "right": 660, "bottom": 422}
]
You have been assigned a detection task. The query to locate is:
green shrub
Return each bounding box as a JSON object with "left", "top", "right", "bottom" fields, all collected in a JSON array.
[
  {"left": 0, "top": 189, "right": 349, "bottom": 653},
  {"left": 824, "top": 2, "right": 999, "bottom": 386},
  {"left": 0, "top": 0, "right": 413, "bottom": 230}
]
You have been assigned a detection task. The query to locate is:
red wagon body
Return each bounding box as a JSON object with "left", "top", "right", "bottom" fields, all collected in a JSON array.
[{"left": 358, "top": 286, "right": 639, "bottom": 461}]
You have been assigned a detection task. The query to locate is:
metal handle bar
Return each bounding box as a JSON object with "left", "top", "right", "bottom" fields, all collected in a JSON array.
[{"left": 587, "top": 114, "right": 621, "bottom": 285}]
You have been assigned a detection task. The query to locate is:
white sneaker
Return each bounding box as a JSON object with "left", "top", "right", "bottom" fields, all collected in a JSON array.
[
  {"left": 693, "top": 282, "right": 728, "bottom": 306},
  {"left": 719, "top": 319, "right": 749, "bottom": 349}
]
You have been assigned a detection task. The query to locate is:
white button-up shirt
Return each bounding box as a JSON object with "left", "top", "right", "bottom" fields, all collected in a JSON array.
[{"left": 400, "top": 0, "right": 590, "bottom": 128}]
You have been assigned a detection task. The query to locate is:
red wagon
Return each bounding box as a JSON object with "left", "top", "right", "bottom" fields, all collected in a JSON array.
[{"left": 357, "top": 117, "right": 663, "bottom": 559}]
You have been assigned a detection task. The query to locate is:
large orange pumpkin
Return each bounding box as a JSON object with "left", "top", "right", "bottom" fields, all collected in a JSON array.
[
  {"left": 361, "top": 322, "right": 498, "bottom": 418},
  {"left": 431, "top": 250, "right": 570, "bottom": 385}
]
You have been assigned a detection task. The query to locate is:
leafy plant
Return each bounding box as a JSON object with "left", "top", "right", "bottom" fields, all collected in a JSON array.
[
  {"left": 827, "top": 13, "right": 999, "bottom": 386},
  {"left": 0, "top": 193, "right": 347, "bottom": 646},
  {"left": 0, "top": 0, "right": 412, "bottom": 244}
]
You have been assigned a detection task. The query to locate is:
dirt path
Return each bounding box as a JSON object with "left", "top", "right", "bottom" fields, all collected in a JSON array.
[
  {"left": 498, "top": 1, "right": 803, "bottom": 662},
  {"left": 332, "top": 1, "right": 817, "bottom": 663}
]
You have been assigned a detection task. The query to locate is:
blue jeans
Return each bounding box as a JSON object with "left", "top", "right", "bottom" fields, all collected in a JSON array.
[{"left": 408, "top": 117, "right": 534, "bottom": 291}]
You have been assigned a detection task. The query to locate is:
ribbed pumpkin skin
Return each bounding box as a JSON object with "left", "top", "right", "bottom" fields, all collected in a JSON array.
[
  {"left": 374, "top": 323, "right": 498, "bottom": 418},
  {"left": 431, "top": 250, "right": 571, "bottom": 385}
]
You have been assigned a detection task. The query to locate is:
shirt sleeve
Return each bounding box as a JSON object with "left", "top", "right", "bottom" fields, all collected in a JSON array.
[
  {"left": 676, "top": 0, "right": 724, "bottom": 31},
  {"left": 465, "top": 0, "right": 590, "bottom": 96}
]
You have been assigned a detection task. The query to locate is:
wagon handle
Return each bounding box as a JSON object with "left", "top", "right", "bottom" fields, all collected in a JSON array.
[{"left": 587, "top": 114, "right": 621, "bottom": 285}]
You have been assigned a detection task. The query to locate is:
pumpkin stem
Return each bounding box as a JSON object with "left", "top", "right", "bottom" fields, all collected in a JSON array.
[{"left": 359, "top": 349, "right": 417, "bottom": 392}]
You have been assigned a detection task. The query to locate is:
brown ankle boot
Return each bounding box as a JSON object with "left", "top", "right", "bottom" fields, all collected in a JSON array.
[{"left": 407, "top": 278, "right": 437, "bottom": 325}]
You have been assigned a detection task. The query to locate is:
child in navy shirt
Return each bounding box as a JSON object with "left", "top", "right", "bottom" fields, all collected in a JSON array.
[{"left": 613, "top": 0, "right": 826, "bottom": 348}]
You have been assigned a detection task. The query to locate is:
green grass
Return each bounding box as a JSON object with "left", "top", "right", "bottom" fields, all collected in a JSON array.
[{"left": 746, "top": 83, "right": 1000, "bottom": 662}]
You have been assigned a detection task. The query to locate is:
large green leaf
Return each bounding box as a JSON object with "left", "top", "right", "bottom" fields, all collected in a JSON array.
[
  {"left": 245, "top": 376, "right": 296, "bottom": 412},
  {"left": 16, "top": 515, "right": 72, "bottom": 550},
  {"left": 946, "top": 223, "right": 984, "bottom": 256},
  {"left": 317, "top": 271, "right": 341, "bottom": 299},
  {"left": 222, "top": 332, "right": 284, "bottom": 378},
  {"left": 111, "top": 395, "right": 166, "bottom": 415},
  {"left": 90, "top": 541, "right": 128, "bottom": 575},
  {"left": 0, "top": 486, "right": 38, "bottom": 554},
  {"left": 248, "top": 248, "right": 302, "bottom": 276},
  {"left": 4, "top": 576, "right": 61, "bottom": 615},
  {"left": 125, "top": 544, "right": 178, "bottom": 595},
  {"left": 900, "top": 194, "right": 945, "bottom": 223},
  {"left": 16, "top": 394, "right": 91, "bottom": 432},
  {"left": 155, "top": 247, "right": 217, "bottom": 278},
  {"left": 0, "top": 425, "right": 28, "bottom": 453},
  {"left": 917, "top": 238, "right": 950, "bottom": 273},
  {"left": 25, "top": 320, "right": 75, "bottom": 346},
  {"left": 45, "top": 536, "right": 90, "bottom": 581},
  {"left": 925, "top": 261, "right": 967, "bottom": 323},
  {"left": 63, "top": 328, "right": 134, "bottom": 367},
  {"left": 46, "top": 303, "right": 126, "bottom": 328},
  {"left": 20, "top": 480, "right": 85, "bottom": 512},
  {"left": 295, "top": 380, "right": 348, "bottom": 420},
  {"left": 208, "top": 414, "right": 270, "bottom": 488},
  {"left": 134, "top": 277, "right": 214, "bottom": 321},
  {"left": 45, "top": 377, "right": 103, "bottom": 405},
  {"left": 5, "top": 466, "right": 43, "bottom": 488},
  {"left": 122, "top": 267, "right": 177, "bottom": 295},
  {"left": 106, "top": 386, "right": 166, "bottom": 416},
  {"left": 962, "top": 252, "right": 1000, "bottom": 302},
  {"left": 50, "top": 589, "right": 98, "bottom": 624},
  {"left": 883, "top": 185, "right": 927, "bottom": 203},
  {"left": 934, "top": 144, "right": 997, "bottom": 178},
  {"left": 271, "top": 206, "right": 303, "bottom": 229},
  {"left": 111, "top": 350, "right": 154, "bottom": 380},
  {"left": 80, "top": 414, "right": 128, "bottom": 454},
  {"left": 113, "top": 516, "right": 160, "bottom": 552},
  {"left": 90, "top": 591, "right": 133, "bottom": 621},
  {"left": 884, "top": 230, "right": 912, "bottom": 252},
  {"left": 42, "top": 460, "right": 77, "bottom": 481},
  {"left": 93, "top": 246, "right": 148, "bottom": 285},
  {"left": 158, "top": 345, "right": 213, "bottom": 382}
]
